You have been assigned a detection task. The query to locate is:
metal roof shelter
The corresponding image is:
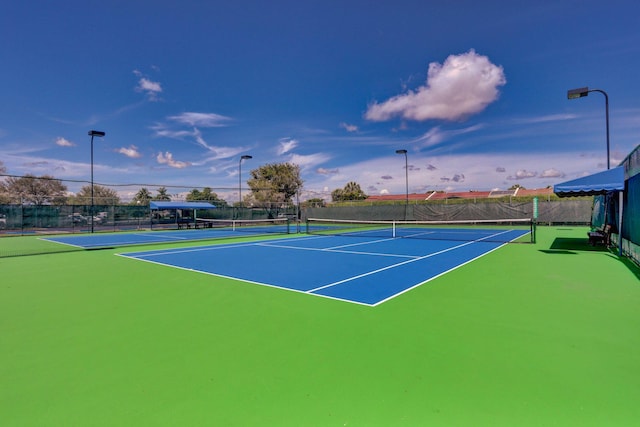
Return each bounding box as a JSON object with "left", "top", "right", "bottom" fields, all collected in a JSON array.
[
  {"left": 554, "top": 167, "right": 625, "bottom": 255},
  {"left": 149, "top": 201, "right": 216, "bottom": 210},
  {"left": 149, "top": 201, "right": 216, "bottom": 229},
  {"left": 553, "top": 166, "right": 624, "bottom": 197}
]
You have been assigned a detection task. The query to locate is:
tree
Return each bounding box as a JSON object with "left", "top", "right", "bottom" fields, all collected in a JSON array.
[
  {"left": 131, "top": 188, "right": 152, "bottom": 205},
  {"left": 331, "top": 181, "right": 368, "bottom": 202},
  {"left": 186, "top": 187, "right": 228, "bottom": 206},
  {"left": 3, "top": 174, "right": 68, "bottom": 205},
  {"left": 508, "top": 184, "right": 525, "bottom": 190},
  {"left": 153, "top": 187, "right": 171, "bottom": 201},
  {"left": 246, "top": 163, "right": 303, "bottom": 215},
  {"left": 0, "top": 161, "right": 8, "bottom": 204},
  {"left": 68, "top": 185, "right": 121, "bottom": 205},
  {"left": 303, "top": 198, "right": 326, "bottom": 208}
]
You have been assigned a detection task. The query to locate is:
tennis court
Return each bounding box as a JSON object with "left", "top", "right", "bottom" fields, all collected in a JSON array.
[
  {"left": 118, "top": 224, "right": 531, "bottom": 306},
  {"left": 40, "top": 218, "right": 291, "bottom": 249}
]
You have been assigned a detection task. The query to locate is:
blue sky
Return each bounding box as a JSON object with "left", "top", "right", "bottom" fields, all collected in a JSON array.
[{"left": 2, "top": 0, "right": 640, "bottom": 202}]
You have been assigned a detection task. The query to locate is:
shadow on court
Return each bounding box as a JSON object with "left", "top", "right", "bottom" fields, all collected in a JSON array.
[{"left": 541, "top": 237, "right": 609, "bottom": 254}]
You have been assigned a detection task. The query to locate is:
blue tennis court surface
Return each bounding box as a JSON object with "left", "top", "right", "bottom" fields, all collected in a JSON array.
[
  {"left": 40, "top": 225, "right": 289, "bottom": 248},
  {"left": 118, "top": 230, "right": 528, "bottom": 306}
]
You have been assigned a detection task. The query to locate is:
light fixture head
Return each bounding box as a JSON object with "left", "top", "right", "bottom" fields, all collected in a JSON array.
[
  {"left": 567, "top": 87, "right": 589, "bottom": 100},
  {"left": 88, "top": 130, "right": 106, "bottom": 137}
]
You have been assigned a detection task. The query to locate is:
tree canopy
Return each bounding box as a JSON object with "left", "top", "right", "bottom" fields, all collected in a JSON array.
[
  {"left": 185, "top": 187, "right": 227, "bottom": 206},
  {"left": 2, "top": 174, "right": 68, "bottom": 205},
  {"left": 331, "top": 181, "right": 368, "bottom": 202},
  {"left": 153, "top": 187, "right": 172, "bottom": 201},
  {"left": 246, "top": 163, "right": 303, "bottom": 210},
  {"left": 131, "top": 188, "right": 152, "bottom": 205},
  {"left": 0, "top": 162, "right": 8, "bottom": 204},
  {"left": 68, "top": 185, "right": 121, "bottom": 205}
]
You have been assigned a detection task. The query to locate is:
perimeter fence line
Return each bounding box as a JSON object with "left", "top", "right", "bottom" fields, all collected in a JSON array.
[{"left": 302, "top": 199, "right": 593, "bottom": 225}]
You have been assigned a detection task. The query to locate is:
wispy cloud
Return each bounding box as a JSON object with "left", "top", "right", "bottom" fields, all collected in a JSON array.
[
  {"left": 55, "top": 137, "right": 75, "bottom": 147},
  {"left": 340, "top": 122, "right": 359, "bottom": 132},
  {"left": 151, "top": 121, "right": 247, "bottom": 162},
  {"left": 157, "top": 151, "right": 191, "bottom": 168},
  {"left": 168, "top": 112, "right": 233, "bottom": 127},
  {"left": 512, "top": 114, "right": 578, "bottom": 124},
  {"left": 277, "top": 138, "right": 298, "bottom": 155},
  {"left": 413, "top": 124, "right": 485, "bottom": 148},
  {"left": 151, "top": 125, "right": 194, "bottom": 139},
  {"left": 287, "top": 153, "right": 330, "bottom": 169},
  {"left": 134, "top": 69, "right": 163, "bottom": 101},
  {"left": 365, "top": 50, "right": 506, "bottom": 122},
  {"left": 316, "top": 167, "right": 339, "bottom": 175},
  {"left": 117, "top": 145, "right": 142, "bottom": 158}
]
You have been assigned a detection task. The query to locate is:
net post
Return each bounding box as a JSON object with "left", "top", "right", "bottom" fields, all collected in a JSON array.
[
  {"left": 392, "top": 221, "right": 396, "bottom": 238},
  {"left": 531, "top": 219, "right": 537, "bottom": 244}
]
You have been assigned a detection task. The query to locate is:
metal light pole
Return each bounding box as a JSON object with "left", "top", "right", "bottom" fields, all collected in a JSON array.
[
  {"left": 88, "top": 130, "right": 105, "bottom": 233},
  {"left": 567, "top": 86, "right": 610, "bottom": 169},
  {"left": 239, "top": 155, "right": 252, "bottom": 214},
  {"left": 396, "top": 149, "right": 408, "bottom": 219},
  {"left": 396, "top": 149, "right": 408, "bottom": 204}
]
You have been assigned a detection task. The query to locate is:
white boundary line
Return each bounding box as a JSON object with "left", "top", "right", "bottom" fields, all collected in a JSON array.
[{"left": 306, "top": 237, "right": 489, "bottom": 294}]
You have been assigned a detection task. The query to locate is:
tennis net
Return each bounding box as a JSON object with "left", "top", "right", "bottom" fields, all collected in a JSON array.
[
  {"left": 195, "top": 217, "right": 291, "bottom": 235},
  {"left": 306, "top": 218, "right": 536, "bottom": 243}
]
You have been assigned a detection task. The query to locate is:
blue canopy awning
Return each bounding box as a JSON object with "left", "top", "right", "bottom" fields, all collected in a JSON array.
[
  {"left": 149, "top": 201, "right": 216, "bottom": 209},
  {"left": 553, "top": 166, "right": 625, "bottom": 197}
]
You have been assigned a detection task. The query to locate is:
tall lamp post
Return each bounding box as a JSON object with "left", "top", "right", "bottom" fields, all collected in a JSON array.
[
  {"left": 396, "top": 149, "right": 408, "bottom": 219},
  {"left": 238, "top": 155, "right": 252, "bottom": 214},
  {"left": 567, "top": 86, "right": 610, "bottom": 170},
  {"left": 88, "top": 130, "right": 105, "bottom": 233}
]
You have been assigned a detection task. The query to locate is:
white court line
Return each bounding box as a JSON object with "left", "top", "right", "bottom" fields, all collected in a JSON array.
[
  {"left": 129, "top": 232, "right": 193, "bottom": 241},
  {"left": 118, "top": 235, "right": 306, "bottom": 258},
  {"left": 372, "top": 241, "right": 510, "bottom": 306},
  {"left": 256, "top": 242, "right": 418, "bottom": 259},
  {"left": 306, "top": 229, "right": 515, "bottom": 294}
]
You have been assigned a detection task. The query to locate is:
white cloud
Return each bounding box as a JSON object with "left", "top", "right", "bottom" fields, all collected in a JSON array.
[
  {"left": 288, "top": 153, "right": 330, "bottom": 169},
  {"left": 135, "top": 76, "right": 162, "bottom": 101},
  {"left": 117, "top": 145, "right": 142, "bottom": 158},
  {"left": 157, "top": 151, "right": 191, "bottom": 168},
  {"left": 413, "top": 124, "right": 484, "bottom": 149},
  {"left": 277, "top": 138, "right": 298, "bottom": 155},
  {"left": 55, "top": 137, "right": 75, "bottom": 147},
  {"left": 513, "top": 114, "right": 578, "bottom": 124},
  {"left": 507, "top": 169, "right": 538, "bottom": 180},
  {"left": 340, "top": 122, "right": 359, "bottom": 132},
  {"left": 317, "top": 167, "right": 339, "bottom": 175},
  {"left": 539, "top": 168, "right": 565, "bottom": 178},
  {"left": 151, "top": 123, "right": 246, "bottom": 161},
  {"left": 168, "top": 112, "right": 232, "bottom": 127},
  {"left": 365, "top": 49, "right": 506, "bottom": 122}
]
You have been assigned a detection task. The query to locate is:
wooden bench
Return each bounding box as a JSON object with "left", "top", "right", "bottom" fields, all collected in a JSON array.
[{"left": 588, "top": 224, "right": 611, "bottom": 246}]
